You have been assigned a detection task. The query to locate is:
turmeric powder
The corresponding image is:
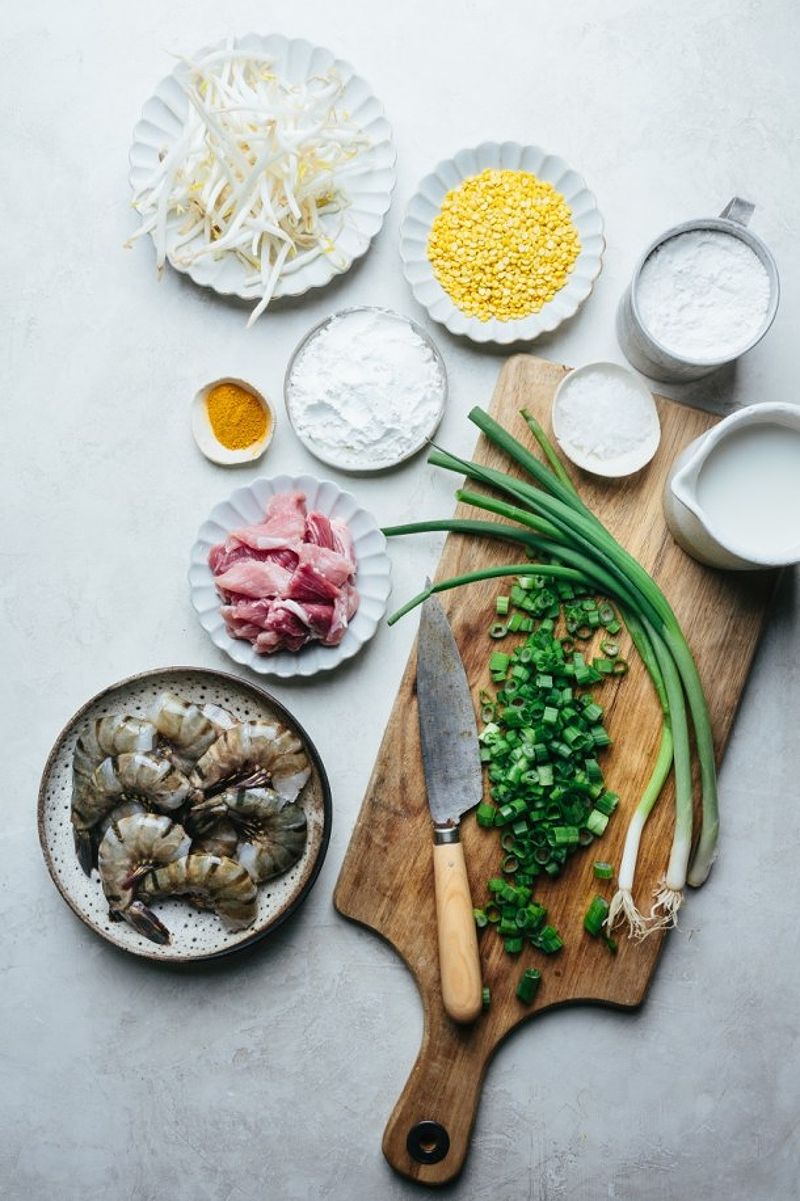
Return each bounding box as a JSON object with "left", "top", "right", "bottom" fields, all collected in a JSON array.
[{"left": 206, "top": 382, "right": 269, "bottom": 450}]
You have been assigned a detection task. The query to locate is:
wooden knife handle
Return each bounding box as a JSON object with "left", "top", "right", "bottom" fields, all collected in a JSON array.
[{"left": 433, "top": 831, "right": 483, "bottom": 1024}]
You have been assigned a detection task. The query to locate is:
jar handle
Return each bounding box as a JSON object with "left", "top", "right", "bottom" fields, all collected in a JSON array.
[{"left": 720, "top": 196, "right": 755, "bottom": 226}]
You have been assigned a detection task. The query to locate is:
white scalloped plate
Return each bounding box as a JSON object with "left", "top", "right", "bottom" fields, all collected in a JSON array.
[
  {"left": 129, "top": 33, "right": 396, "bottom": 304},
  {"left": 399, "top": 141, "right": 605, "bottom": 344},
  {"left": 189, "top": 475, "right": 391, "bottom": 678}
]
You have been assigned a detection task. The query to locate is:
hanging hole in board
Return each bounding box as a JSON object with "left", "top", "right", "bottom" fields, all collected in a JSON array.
[{"left": 406, "top": 1120, "right": 450, "bottom": 1164}]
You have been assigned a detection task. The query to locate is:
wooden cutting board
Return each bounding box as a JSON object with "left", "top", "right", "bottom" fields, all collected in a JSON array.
[{"left": 333, "top": 355, "right": 776, "bottom": 1185}]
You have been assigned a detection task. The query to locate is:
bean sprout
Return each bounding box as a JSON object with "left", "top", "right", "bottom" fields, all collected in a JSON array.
[{"left": 128, "top": 50, "right": 371, "bottom": 324}]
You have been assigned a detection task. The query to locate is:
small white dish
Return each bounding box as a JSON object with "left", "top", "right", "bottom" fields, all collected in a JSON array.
[
  {"left": 283, "top": 306, "right": 448, "bottom": 474},
  {"left": 192, "top": 378, "right": 276, "bottom": 466},
  {"left": 128, "top": 33, "right": 396, "bottom": 308},
  {"left": 552, "top": 362, "right": 661, "bottom": 478},
  {"left": 189, "top": 474, "right": 392, "bottom": 679},
  {"left": 399, "top": 141, "right": 605, "bottom": 345}
]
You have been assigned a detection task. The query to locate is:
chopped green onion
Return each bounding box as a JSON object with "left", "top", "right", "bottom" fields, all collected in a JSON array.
[
  {"left": 586, "top": 809, "right": 609, "bottom": 837},
  {"left": 593, "top": 862, "right": 614, "bottom": 880},
  {"left": 532, "top": 925, "right": 563, "bottom": 954},
  {"left": 476, "top": 802, "right": 497, "bottom": 827},
  {"left": 482, "top": 986, "right": 491, "bottom": 1009},
  {"left": 516, "top": 967, "right": 542, "bottom": 1004},
  {"left": 584, "top": 895, "right": 610, "bottom": 936}
]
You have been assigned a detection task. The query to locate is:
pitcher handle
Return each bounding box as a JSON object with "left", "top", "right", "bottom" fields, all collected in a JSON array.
[{"left": 720, "top": 196, "right": 755, "bottom": 226}]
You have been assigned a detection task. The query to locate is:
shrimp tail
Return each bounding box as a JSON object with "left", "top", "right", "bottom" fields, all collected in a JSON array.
[
  {"left": 123, "top": 899, "right": 172, "bottom": 946},
  {"left": 74, "top": 828, "right": 95, "bottom": 877}
]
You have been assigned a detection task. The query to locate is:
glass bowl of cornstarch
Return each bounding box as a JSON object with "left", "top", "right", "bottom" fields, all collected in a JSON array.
[{"left": 284, "top": 306, "right": 448, "bottom": 473}]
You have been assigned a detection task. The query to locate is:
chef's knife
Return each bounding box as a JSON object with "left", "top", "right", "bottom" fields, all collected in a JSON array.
[{"left": 417, "top": 591, "right": 484, "bottom": 1025}]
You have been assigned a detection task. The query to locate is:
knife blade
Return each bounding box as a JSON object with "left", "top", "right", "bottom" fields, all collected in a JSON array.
[{"left": 417, "top": 591, "right": 484, "bottom": 1024}]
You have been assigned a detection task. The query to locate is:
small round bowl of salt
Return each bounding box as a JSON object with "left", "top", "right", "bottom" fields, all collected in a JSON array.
[
  {"left": 284, "top": 306, "right": 448, "bottom": 474},
  {"left": 552, "top": 362, "right": 661, "bottom": 479}
]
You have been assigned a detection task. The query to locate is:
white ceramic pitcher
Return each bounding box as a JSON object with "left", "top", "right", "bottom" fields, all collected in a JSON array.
[{"left": 664, "top": 402, "right": 800, "bottom": 569}]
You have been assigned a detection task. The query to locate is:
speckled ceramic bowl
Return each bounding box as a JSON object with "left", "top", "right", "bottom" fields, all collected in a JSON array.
[
  {"left": 38, "top": 667, "right": 332, "bottom": 963},
  {"left": 400, "top": 140, "right": 605, "bottom": 344}
]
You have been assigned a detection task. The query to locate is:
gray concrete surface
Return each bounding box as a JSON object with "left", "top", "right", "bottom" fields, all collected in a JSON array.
[{"left": 1, "top": 1, "right": 798, "bottom": 1198}]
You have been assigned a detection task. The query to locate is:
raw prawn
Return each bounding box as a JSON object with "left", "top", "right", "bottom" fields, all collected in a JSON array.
[
  {"left": 72, "top": 716, "right": 159, "bottom": 873},
  {"left": 147, "top": 691, "right": 236, "bottom": 769},
  {"left": 138, "top": 853, "right": 258, "bottom": 932},
  {"left": 231, "top": 788, "right": 307, "bottom": 883},
  {"left": 97, "top": 812, "right": 192, "bottom": 945},
  {"left": 72, "top": 752, "right": 196, "bottom": 871},
  {"left": 190, "top": 721, "right": 311, "bottom": 800},
  {"left": 73, "top": 715, "right": 159, "bottom": 788},
  {"left": 187, "top": 787, "right": 308, "bottom": 883}
]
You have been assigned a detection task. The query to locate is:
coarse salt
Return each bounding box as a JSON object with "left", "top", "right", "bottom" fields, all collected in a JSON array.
[
  {"left": 286, "top": 309, "right": 446, "bottom": 471},
  {"left": 554, "top": 364, "right": 660, "bottom": 476}
]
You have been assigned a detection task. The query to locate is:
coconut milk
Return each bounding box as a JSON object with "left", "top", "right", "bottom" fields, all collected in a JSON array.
[{"left": 696, "top": 424, "right": 800, "bottom": 556}]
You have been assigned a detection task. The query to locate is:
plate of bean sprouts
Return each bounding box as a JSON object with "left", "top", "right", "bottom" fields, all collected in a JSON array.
[{"left": 127, "top": 33, "right": 396, "bottom": 324}]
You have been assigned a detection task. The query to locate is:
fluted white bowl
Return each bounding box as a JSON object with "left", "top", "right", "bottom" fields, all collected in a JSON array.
[
  {"left": 400, "top": 141, "right": 605, "bottom": 344},
  {"left": 129, "top": 33, "right": 396, "bottom": 305},
  {"left": 189, "top": 475, "right": 391, "bottom": 678}
]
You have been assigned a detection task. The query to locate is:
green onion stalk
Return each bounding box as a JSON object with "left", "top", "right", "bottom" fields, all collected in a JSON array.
[{"left": 384, "top": 406, "right": 718, "bottom": 934}]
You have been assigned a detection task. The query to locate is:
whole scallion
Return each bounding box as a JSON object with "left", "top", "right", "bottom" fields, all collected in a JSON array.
[{"left": 385, "top": 406, "right": 719, "bottom": 934}]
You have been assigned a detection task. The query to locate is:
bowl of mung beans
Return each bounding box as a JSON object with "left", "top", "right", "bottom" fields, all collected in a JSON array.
[{"left": 399, "top": 141, "right": 605, "bottom": 344}]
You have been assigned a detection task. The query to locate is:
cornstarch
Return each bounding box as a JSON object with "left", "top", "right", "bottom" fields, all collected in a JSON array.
[
  {"left": 636, "top": 229, "right": 771, "bottom": 361},
  {"left": 286, "top": 309, "right": 445, "bottom": 470}
]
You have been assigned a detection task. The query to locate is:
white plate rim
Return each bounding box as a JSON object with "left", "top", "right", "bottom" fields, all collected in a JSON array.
[
  {"left": 189, "top": 473, "right": 392, "bottom": 677},
  {"left": 128, "top": 32, "right": 397, "bottom": 304},
  {"left": 399, "top": 140, "right": 605, "bottom": 345}
]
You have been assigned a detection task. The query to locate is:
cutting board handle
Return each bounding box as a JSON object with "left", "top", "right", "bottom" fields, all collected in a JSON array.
[{"left": 382, "top": 1013, "right": 487, "bottom": 1185}]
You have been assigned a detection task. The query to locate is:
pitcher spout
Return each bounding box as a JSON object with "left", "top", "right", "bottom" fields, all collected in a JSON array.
[{"left": 668, "top": 431, "right": 712, "bottom": 522}]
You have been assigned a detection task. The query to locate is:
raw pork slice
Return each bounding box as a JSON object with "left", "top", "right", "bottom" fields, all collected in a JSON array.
[
  {"left": 305, "top": 512, "right": 356, "bottom": 567},
  {"left": 258, "top": 491, "right": 307, "bottom": 540},
  {"left": 209, "top": 540, "right": 299, "bottom": 576},
  {"left": 213, "top": 560, "right": 294, "bottom": 600},
  {"left": 208, "top": 490, "right": 361, "bottom": 656},
  {"left": 297, "top": 542, "right": 354, "bottom": 587}
]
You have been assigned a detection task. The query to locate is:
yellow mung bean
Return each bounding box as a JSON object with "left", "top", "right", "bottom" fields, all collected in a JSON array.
[{"left": 427, "top": 168, "right": 581, "bottom": 322}]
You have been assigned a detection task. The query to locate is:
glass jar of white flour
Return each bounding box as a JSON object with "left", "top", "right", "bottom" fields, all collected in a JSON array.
[{"left": 617, "top": 198, "right": 780, "bottom": 382}]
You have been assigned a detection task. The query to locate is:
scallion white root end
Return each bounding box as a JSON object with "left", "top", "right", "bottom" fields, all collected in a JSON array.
[
  {"left": 648, "top": 882, "right": 684, "bottom": 929},
  {"left": 606, "top": 889, "right": 648, "bottom": 939}
]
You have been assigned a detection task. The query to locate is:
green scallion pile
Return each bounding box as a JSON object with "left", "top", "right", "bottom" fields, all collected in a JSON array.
[
  {"left": 469, "top": 578, "right": 623, "bottom": 975},
  {"left": 385, "top": 405, "right": 719, "bottom": 937}
]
